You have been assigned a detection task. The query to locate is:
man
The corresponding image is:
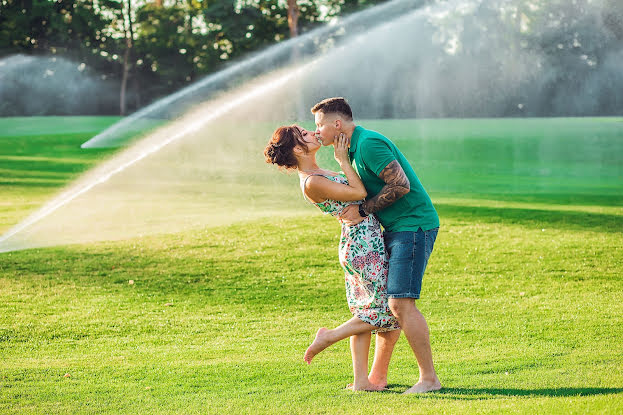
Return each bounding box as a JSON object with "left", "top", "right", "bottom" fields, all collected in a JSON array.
[{"left": 312, "top": 97, "right": 441, "bottom": 394}]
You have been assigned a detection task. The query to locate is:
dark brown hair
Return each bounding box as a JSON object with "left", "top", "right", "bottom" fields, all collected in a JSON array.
[
  {"left": 310, "top": 97, "right": 353, "bottom": 121},
  {"left": 264, "top": 125, "right": 307, "bottom": 169}
]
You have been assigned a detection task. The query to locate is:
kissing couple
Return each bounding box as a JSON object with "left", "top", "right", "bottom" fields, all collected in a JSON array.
[{"left": 264, "top": 97, "right": 441, "bottom": 393}]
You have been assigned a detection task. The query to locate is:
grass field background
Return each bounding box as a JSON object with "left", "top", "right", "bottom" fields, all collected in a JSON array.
[{"left": 1, "top": 116, "right": 622, "bottom": 413}]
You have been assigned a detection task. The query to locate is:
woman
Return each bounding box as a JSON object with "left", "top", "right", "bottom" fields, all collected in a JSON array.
[{"left": 264, "top": 125, "right": 400, "bottom": 391}]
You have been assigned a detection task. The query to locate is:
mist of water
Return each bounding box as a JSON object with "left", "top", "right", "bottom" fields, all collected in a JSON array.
[
  {"left": 0, "top": 54, "right": 118, "bottom": 116},
  {"left": 81, "top": 0, "right": 428, "bottom": 148},
  {"left": 1, "top": 0, "right": 622, "bottom": 252},
  {"left": 84, "top": 0, "right": 623, "bottom": 151}
]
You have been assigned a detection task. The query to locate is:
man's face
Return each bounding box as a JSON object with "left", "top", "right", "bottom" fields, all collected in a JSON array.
[{"left": 314, "top": 111, "right": 340, "bottom": 146}]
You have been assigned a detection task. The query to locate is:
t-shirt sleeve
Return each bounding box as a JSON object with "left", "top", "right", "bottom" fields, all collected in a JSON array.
[{"left": 360, "top": 137, "right": 396, "bottom": 177}]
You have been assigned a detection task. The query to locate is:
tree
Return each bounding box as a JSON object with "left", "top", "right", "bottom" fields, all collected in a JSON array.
[
  {"left": 287, "top": 0, "right": 300, "bottom": 37},
  {"left": 0, "top": 0, "right": 403, "bottom": 115},
  {"left": 0, "top": 0, "right": 111, "bottom": 59},
  {"left": 120, "top": 0, "right": 135, "bottom": 115}
]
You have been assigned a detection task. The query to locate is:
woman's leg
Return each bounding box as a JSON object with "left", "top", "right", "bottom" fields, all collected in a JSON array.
[
  {"left": 304, "top": 317, "right": 377, "bottom": 364},
  {"left": 368, "top": 329, "right": 401, "bottom": 388},
  {"left": 350, "top": 333, "right": 371, "bottom": 388},
  {"left": 346, "top": 333, "right": 388, "bottom": 391}
]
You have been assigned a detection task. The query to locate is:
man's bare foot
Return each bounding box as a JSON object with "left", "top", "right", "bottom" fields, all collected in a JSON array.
[
  {"left": 402, "top": 379, "right": 442, "bottom": 394},
  {"left": 346, "top": 381, "right": 387, "bottom": 392},
  {"left": 304, "top": 328, "right": 332, "bottom": 364}
]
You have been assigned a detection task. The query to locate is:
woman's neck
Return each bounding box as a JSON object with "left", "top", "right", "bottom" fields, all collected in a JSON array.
[{"left": 297, "top": 156, "right": 322, "bottom": 175}]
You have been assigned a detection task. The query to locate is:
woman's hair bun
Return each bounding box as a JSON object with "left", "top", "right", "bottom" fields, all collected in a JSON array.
[{"left": 264, "top": 125, "right": 304, "bottom": 169}]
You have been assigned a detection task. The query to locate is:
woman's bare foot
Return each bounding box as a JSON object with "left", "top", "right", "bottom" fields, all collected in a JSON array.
[
  {"left": 346, "top": 381, "right": 387, "bottom": 392},
  {"left": 367, "top": 374, "right": 388, "bottom": 390},
  {"left": 402, "top": 379, "right": 442, "bottom": 394},
  {"left": 304, "top": 328, "right": 333, "bottom": 364}
]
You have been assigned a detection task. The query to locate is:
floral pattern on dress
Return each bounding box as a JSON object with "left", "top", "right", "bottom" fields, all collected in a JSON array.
[{"left": 302, "top": 173, "right": 399, "bottom": 332}]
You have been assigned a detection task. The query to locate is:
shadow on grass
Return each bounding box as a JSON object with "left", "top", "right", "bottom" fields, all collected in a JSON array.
[
  {"left": 436, "top": 192, "right": 623, "bottom": 208},
  {"left": 0, "top": 180, "right": 75, "bottom": 187},
  {"left": 386, "top": 385, "right": 623, "bottom": 398},
  {"left": 437, "top": 203, "right": 623, "bottom": 233}
]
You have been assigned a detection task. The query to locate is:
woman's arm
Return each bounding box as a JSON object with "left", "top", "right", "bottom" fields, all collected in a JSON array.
[{"left": 304, "top": 134, "right": 367, "bottom": 203}]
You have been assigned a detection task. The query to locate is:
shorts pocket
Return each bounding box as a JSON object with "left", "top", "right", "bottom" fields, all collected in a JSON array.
[{"left": 385, "top": 232, "right": 416, "bottom": 261}]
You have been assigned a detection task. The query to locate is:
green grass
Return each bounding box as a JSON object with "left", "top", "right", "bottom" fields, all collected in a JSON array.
[
  {"left": 0, "top": 116, "right": 120, "bottom": 231},
  {"left": 1, "top": 117, "right": 622, "bottom": 414}
]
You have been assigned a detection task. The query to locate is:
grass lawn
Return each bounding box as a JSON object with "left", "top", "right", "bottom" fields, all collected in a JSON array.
[{"left": 1, "top": 117, "right": 622, "bottom": 414}]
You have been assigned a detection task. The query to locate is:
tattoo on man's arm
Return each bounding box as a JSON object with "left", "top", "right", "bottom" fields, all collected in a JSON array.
[{"left": 362, "top": 160, "right": 410, "bottom": 214}]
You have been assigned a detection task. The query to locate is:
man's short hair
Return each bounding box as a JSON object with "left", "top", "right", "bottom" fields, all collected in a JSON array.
[{"left": 310, "top": 97, "right": 353, "bottom": 121}]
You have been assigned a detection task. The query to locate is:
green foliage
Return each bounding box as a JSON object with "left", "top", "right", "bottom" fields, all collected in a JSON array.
[
  {"left": 0, "top": 0, "right": 108, "bottom": 55},
  {"left": 133, "top": 2, "right": 205, "bottom": 98},
  {"left": 338, "top": 0, "right": 391, "bottom": 15},
  {"left": 132, "top": 0, "right": 326, "bottom": 97},
  {"left": 0, "top": 0, "right": 387, "bottom": 115}
]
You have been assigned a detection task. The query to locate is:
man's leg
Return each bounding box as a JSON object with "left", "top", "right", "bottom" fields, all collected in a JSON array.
[
  {"left": 367, "top": 329, "right": 401, "bottom": 388},
  {"left": 388, "top": 297, "right": 441, "bottom": 393}
]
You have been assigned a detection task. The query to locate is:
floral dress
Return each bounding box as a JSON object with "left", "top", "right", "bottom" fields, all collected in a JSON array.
[{"left": 302, "top": 173, "right": 399, "bottom": 332}]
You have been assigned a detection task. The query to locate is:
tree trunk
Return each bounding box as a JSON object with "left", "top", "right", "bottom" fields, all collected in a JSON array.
[
  {"left": 287, "top": 0, "right": 299, "bottom": 38},
  {"left": 120, "top": 0, "right": 134, "bottom": 116},
  {"left": 120, "top": 45, "right": 130, "bottom": 116},
  {"left": 287, "top": 1, "right": 303, "bottom": 119}
]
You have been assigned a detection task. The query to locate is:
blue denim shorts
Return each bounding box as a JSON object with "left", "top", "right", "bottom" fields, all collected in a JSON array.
[{"left": 384, "top": 227, "right": 439, "bottom": 299}]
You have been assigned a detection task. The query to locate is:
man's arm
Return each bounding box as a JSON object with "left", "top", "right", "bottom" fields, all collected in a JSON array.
[
  {"left": 339, "top": 160, "right": 410, "bottom": 226},
  {"left": 361, "top": 160, "right": 410, "bottom": 214}
]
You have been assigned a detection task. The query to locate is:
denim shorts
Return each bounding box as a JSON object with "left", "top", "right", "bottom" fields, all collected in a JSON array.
[{"left": 384, "top": 227, "right": 439, "bottom": 299}]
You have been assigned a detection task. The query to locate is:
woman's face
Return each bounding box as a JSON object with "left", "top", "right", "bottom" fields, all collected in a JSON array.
[{"left": 295, "top": 125, "right": 322, "bottom": 152}]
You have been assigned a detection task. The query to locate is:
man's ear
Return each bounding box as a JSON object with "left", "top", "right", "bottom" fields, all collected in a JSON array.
[{"left": 335, "top": 119, "right": 342, "bottom": 130}]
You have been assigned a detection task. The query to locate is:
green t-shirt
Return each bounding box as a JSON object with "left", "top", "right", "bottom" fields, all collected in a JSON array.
[{"left": 349, "top": 126, "right": 439, "bottom": 232}]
